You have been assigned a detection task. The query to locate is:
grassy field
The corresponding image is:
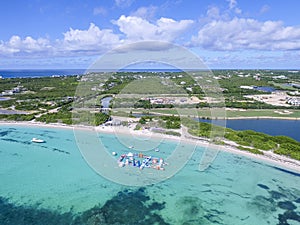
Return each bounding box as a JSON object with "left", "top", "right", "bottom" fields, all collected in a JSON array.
[
  {"left": 225, "top": 109, "right": 300, "bottom": 118},
  {"left": 112, "top": 108, "right": 300, "bottom": 119},
  {"left": 116, "top": 77, "right": 185, "bottom": 95}
]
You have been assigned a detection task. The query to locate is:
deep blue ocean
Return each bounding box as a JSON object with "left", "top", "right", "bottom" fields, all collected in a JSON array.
[
  {"left": 0, "top": 69, "right": 185, "bottom": 79},
  {"left": 0, "top": 69, "right": 85, "bottom": 78}
]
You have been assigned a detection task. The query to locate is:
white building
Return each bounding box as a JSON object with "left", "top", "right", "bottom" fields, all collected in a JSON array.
[
  {"left": 240, "top": 85, "right": 254, "bottom": 90},
  {"left": 286, "top": 97, "right": 300, "bottom": 106}
]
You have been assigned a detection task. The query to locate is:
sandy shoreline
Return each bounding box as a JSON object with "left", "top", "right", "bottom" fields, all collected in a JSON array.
[{"left": 1, "top": 120, "right": 300, "bottom": 173}]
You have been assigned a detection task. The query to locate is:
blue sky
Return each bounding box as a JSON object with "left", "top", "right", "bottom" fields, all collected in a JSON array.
[{"left": 0, "top": 0, "right": 300, "bottom": 69}]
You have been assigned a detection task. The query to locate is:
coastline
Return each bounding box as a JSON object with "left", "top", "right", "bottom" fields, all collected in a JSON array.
[{"left": 1, "top": 120, "right": 300, "bottom": 173}]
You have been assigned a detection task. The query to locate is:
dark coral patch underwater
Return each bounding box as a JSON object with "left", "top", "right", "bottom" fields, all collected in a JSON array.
[
  {"left": 0, "top": 188, "right": 169, "bottom": 225},
  {"left": 0, "top": 197, "right": 73, "bottom": 225},
  {"left": 73, "top": 187, "right": 169, "bottom": 225},
  {"left": 250, "top": 183, "right": 300, "bottom": 225}
]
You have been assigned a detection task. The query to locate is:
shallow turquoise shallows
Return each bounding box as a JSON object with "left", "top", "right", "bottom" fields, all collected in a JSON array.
[{"left": 0, "top": 125, "right": 299, "bottom": 225}]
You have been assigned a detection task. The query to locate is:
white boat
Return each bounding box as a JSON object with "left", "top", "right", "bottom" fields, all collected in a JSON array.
[{"left": 31, "top": 138, "right": 45, "bottom": 143}]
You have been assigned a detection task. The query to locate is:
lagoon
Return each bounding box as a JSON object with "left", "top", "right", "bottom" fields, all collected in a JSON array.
[
  {"left": 0, "top": 125, "right": 300, "bottom": 224},
  {"left": 101, "top": 96, "right": 113, "bottom": 109},
  {"left": 254, "top": 86, "right": 277, "bottom": 92},
  {"left": 0, "top": 97, "right": 10, "bottom": 101},
  {"left": 0, "top": 109, "right": 27, "bottom": 114},
  {"left": 198, "top": 118, "right": 300, "bottom": 142}
]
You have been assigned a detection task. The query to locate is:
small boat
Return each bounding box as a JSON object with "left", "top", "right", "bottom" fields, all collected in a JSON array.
[{"left": 31, "top": 138, "right": 45, "bottom": 143}]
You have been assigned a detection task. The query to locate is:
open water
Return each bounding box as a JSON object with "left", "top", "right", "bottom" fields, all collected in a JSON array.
[
  {"left": 0, "top": 69, "right": 85, "bottom": 78},
  {"left": 198, "top": 118, "right": 300, "bottom": 142},
  {"left": 0, "top": 125, "right": 300, "bottom": 224}
]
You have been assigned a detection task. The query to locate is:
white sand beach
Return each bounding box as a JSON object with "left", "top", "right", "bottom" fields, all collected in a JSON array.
[{"left": 1, "top": 120, "right": 300, "bottom": 173}]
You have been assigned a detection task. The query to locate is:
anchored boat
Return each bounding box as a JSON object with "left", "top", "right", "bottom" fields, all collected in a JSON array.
[{"left": 31, "top": 138, "right": 45, "bottom": 143}]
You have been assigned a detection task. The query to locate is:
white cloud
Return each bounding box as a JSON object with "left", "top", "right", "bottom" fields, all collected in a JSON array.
[
  {"left": 0, "top": 35, "right": 51, "bottom": 56},
  {"left": 260, "top": 5, "right": 270, "bottom": 14},
  {"left": 93, "top": 7, "right": 107, "bottom": 16},
  {"left": 192, "top": 17, "right": 300, "bottom": 51},
  {"left": 226, "top": 0, "right": 241, "bottom": 14},
  {"left": 227, "top": 0, "right": 237, "bottom": 10},
  {"left": 113, "top": 41, "right": 173, "bottom": 53},
  {"left": 206, "top": 6, "right": 221, "bottom": 19},
  {"left": 114, "top": 15, "right": 193, "bottom": 42},
  {"left": 0, "top": 23, "right": 121, "bottom": 57},
  {"left": 3, "top": 6, "right": 300, "bottom": 63},
  {"left": 0, "top": 16, "right": 194, "bottom": 58},
  {"left": 234, "top": 7, "right": 242, "bottom": 14},
  {"left": 115, "top": 0, "right": 135, "bottom": 8},
  {"left": 60, "top": 23, "right": 120, "bottom": 53},
  {"left": 131, "top": 5, "right": 157, "bottom": 20}
]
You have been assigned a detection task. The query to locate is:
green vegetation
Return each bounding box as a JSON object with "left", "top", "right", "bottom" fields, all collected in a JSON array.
[
  {"left": 219, "top": 75, "right": 270, "bottom": 99},
  {"left": 224, "top": 129, "right": 277, "bottom": 150},
  {"left": 139, "top": 117, "right": 147, "bottom": 124},
  {"left": 227, "top": 130, "right": 300, "bottom": 160},
  {"left": 36, "top": 110, "right": 72, "bottom": 124},
  {"left": 0, "top": 75, "right": 112, "bottom": 126},
  {"left": 72, "top": 111, "right": 109, "bottom": 126},
  {"left": 3, "top": 70, "right": 296, "bottom": 126},
  {"left": 165, "top": 131, "right": 181, "bottom": 136},
  {"left": 2, "top": 71, "right": 300, "bottom": 162},
  {"left": 237, "top": 146, "right": 263, "bottom": 155},
  {"left": 134, "top": 124, "right": 142, "bottom": 130},
  {"left": 0, "top": 76, "right": 78, "bottom": 100},
  {"left": 269, "top": 81, "right": 296, "bottom": 91},
  {"left": 0, "top": 76, "right": 79, "bottom": 124},
  {"left": 183, "top": 118, "right": 225, "bottom": 138},
  {"left": 181, "top": 117, "right": 300, "bottom": 160},
  {"left": 151, "top": 128, "right": 181, "bottom": 137},
  {"left": 93, "top": 113, "right": 110, "bottom": 126},
  {"left": 134, "top": 99, "right": 152, "bottom": 109},
  {"left": 129, "top": 108, "right": 300, "bottom": 119},
  {"left": 160, "top": 115, "right": 181, "bottom": 129},
  {"left": 35, "top": 103, "right": 72, "bottom": 124},
  {"left": 0, "top": 114, "right": 35, "bottom": 121},
  {"left": 273, "top": 137, "right": 300, "bottom": 160},
  {"left": 132, "top": 99, "right": 176, "bottom": 109},
  {"left": 212, "top": 139, "right": 226, "bottom": 145}
]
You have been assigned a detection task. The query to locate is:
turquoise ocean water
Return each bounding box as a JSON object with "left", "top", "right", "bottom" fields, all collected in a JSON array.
[{"left": 0, "top": 125, "right": 300, "bottom": 225}]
